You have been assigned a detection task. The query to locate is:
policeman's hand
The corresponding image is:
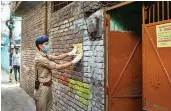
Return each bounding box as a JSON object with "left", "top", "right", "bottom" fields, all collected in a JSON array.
[
  {"left": 68, "top": 46, "right": 77, "bottom": 56},
  {"left": 71, "top": 52, "right": 83, "bottom": 64}
]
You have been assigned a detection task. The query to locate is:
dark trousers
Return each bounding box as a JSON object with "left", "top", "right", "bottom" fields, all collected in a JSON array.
[
  {"left": 10, "top": 69, "right": 13, "bottom": 73},
  {"left": 9, "top": 67, "right": 13, "bottom": 81},
  {"left": 13, "top": 65, "right": 20, "bottom": 82}
]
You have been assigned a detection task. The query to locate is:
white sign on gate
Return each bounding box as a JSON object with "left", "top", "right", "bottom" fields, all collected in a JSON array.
[{"left": 156, "top": 22, "right": 171, "bottom": 47}]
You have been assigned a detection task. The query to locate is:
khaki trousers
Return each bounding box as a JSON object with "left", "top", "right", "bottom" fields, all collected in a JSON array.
[{"left": 34, "top": 86, "right": 52, "bottom": 111}]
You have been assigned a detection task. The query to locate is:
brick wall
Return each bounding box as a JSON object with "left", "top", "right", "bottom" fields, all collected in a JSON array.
[
  {"left": 49, "top": 1, "right": 105, "bottom": 111},
  {"left": 20, "top": 3, "right": 46, "bottom": 96},
  {"left": 83, "top": 10, "right": 104, "bottom": 111},
  {"left": 20, "top": 1, "right": 110, "bottom": 111}
]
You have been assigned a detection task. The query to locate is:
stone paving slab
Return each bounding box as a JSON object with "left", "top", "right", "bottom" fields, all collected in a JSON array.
[{"left": 1, "top": 69, "right": 36, "bottom": 111}]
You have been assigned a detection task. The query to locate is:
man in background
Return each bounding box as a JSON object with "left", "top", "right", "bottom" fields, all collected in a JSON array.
[
  {"left": 12, "top": 48, "right": 20, "bottom": 84},
  {"left": 9, "top": 48, "right": 14, "bottom": 83}
]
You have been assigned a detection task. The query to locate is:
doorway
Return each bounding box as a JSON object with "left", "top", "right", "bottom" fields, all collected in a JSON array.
[{"left": 105, "top": 2, "right": 143, "bottom": 111}]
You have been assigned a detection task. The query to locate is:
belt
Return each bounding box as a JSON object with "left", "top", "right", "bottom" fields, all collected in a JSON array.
[{"left": 40, "top": 80, "right": 52, "bottom": 87}]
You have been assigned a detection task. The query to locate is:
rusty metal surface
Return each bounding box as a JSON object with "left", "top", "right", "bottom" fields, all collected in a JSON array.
[
  {"left": 144, "top": 1, "right": 171, "bottom": 24},
  {"left": 142, "top": 21, "right": 171, "bottom": 111},
  {"left": 108, "top": 31, "right": 142, "bottom": 111},
  {"left": 106, "top": 1, "right": 134, "bottom": 12},
  {"left": 142, "top": 2, "right": 171, "bottom": 110},
  {"left": 111, "top": 98, "right": 142, "bottom": 111}
]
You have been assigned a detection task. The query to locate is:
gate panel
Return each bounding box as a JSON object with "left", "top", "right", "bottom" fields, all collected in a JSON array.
[
  {"left": 142, "top": 1, "right": 171, "bottom": 110},
  {"left": 108, "top": 31, "right": 142, "bottom": 111},
  {"left": 143, "top": 21, "right": 171, "bottom": 111}
]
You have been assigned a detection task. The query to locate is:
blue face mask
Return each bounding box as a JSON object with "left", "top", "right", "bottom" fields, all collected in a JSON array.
[{"left": 42, "top": 45, "right": 49, "bottom": 53}]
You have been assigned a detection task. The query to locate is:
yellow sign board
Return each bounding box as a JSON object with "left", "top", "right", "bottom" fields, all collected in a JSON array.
[
  {"left": 156, "top": 22, "right": 171, "bottom": 47},
  {"left": 73, "top": 43, "right": 83, "bottom": 55}
]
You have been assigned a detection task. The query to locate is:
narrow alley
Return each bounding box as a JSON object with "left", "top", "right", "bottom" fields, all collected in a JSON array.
[
  {"left": 1, "top": 1, "right": 171, "bottom": 111},
  {"left": 1, "top": 69, "right": 36, "bottom": 111}
]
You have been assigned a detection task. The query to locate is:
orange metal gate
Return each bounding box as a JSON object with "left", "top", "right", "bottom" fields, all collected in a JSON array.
[
  {"left": 142, "top": 1, "right": 171, "bottom": 111},
  {"left": 107, "top": 13, "right": 142, "bottom": 111}
]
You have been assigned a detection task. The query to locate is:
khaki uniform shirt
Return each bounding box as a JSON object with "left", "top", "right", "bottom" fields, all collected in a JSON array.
[{"left": 35, "top": 52, "right": 57, "bottom": 83}]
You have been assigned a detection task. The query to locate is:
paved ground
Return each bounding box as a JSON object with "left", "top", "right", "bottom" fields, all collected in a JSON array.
[{"left": 1, "top": 69, "right": 36, "bottom": 111}]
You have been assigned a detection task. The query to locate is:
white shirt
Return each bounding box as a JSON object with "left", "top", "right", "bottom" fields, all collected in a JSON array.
[{"left": 12, "top": 53, "right": 20, "bottom": 66}]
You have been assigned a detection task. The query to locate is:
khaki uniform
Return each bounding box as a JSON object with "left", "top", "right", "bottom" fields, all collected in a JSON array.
[{"left": 34, "top": 52, "right": 57, "bottom": 111}]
